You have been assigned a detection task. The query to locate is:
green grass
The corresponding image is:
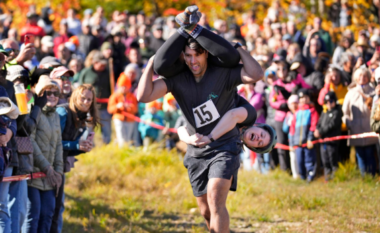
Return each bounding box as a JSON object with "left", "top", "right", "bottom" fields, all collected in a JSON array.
[{"left": 63, "top": 143, "right": 380, "bottom": 232}]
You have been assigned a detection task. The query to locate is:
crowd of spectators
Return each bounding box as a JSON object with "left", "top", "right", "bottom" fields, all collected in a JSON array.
[{"left": 0, "top": 1, "right": 380, "bottom": 232}]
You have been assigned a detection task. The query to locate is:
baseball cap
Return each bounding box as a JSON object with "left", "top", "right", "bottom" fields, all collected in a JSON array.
[
  {"left": 298, "top": 88, "right": 310, "bottom": 98},
  {"left": 6, "top": 65, "right": 29, "bottom": 82},
  {"left": 324, "top": 91, "right": 337, "bottom": 103},
  {"left": 0, "top": 44, "right": 10, "bottom": 56},
  {"left": 39, "top": 56, "right": 62, "bottom": 67},
  {"left": 50, "top": 66, "right": 74, "bottom": 79},
  {"left": 92, "top": 51, "right": 107, "bottom": 64}
]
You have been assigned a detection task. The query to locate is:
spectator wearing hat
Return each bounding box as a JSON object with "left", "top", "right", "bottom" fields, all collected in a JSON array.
[
  {"left": 283, "top": 94, "right": 299, "bottom": 179},
  {"left": 38, "top": 56, "right": 62, "bottom": 70},
  {"left": 314, "top": 92, "right": 342, "bottom": 181},
  {"left": 354, "top": 37, "right": 373, "bottom": 63},
  {"left": 107, "top": 73, "right": 138, "bottom": 147},
  {"left": 289, "top": 89, "right": 319, "bottom": 182},
  {"left": 149, "top": 24, "right": 165, "bottom": 53},
  {"left": 342, "top": 67, "right": 378, "bottom": 176},
  {"left": 79, "top": 51, "right": 112, "bottom": 144},
  {"left": 26, "top": 75, "right": 63, "bottom": 233},
  {"left": 0, "top": 38, "right": 36, "bottom": 67},
  {"left": 0, "top": 86, "right": 17, "bottom": 233},
  {"left": 270, "top": 59, "right": 311, "bottom": 172},
  {"left": 2, "top": 64, "right": 33, "bottom": 233},
  {"left": 65, "top": 9, "right": 82, "bottom": 36},
  {"left": 20, "top": 13, "right": 45, "bottom": 43},
  {"left": 77, "top": 23, "right": 98, "bottom": 57},
  {"left": 50, "top": 66, "right": 74, "bottom": 104}
]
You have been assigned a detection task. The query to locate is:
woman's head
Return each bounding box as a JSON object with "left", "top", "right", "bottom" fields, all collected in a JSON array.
[
  {"left": 70, "top": 84, "right": 94, "bottom": 112},
  {"left": 35, "top": 75, "right": 61, "bottom": 107},
  {"left": 70, "top": 84, "right": 100, "bottom": 127},
  {"left": 353, "top": 67, "right": 371, "bottom": 85},
  {"left": 241, "top": 123, "right": 277, "bottom": 154},
  {"left": 242, "top": 126, "right": 270, "bottom": 148}
]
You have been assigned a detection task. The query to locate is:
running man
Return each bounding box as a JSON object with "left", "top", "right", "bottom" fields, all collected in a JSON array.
[{"left": 137, "top": 6, "right": 264, "bottom": 232}]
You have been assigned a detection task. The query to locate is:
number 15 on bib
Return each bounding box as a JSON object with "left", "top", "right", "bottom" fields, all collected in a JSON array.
[{"left": 193, "top": 99, "right": 220, "bottom": 128}]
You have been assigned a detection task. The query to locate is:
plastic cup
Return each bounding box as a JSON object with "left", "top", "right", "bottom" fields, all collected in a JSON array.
[{"left": 14, "top": 83, "right": 28, "bottom": 115}]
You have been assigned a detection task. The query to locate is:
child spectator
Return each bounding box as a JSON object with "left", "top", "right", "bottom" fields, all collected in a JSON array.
[
  {"left": 289, "top": 89, "right": 319, "bottom": 182},
  {"left": 138, "top": 101, "right": 164, "bottom": 151},
  {"left": 107, "top": 74, "right": 138, "bottom": 147},
  {"left": 314, "top": 92, "right": 342, "bottom": 181},
  {"left": 283, "top": 94, "right": 299, "bottom": 179}
]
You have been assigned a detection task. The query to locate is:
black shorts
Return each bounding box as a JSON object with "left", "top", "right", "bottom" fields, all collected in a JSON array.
[{"left": 183, "top": 144, "right": 241, "bottom": 197}]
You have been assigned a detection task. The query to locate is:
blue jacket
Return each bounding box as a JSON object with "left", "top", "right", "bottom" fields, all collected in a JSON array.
[
  {"left": 289, "top": 104, "right": 319, "bottom": 147},
  {"left": 138, "top": 111, "right": 164, "bottom": 141}
]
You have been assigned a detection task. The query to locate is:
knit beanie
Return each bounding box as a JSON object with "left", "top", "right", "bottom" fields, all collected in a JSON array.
[
  {"left": 287, "top": 94, "right": 299, "bottom": 106},
  {"left": 6, "top": 65, "right": 29, "bottom": 82},
  {"left": 101, "top": 42, "right": 112, "bottom": 52},
  {"left": 116, "top": 74, "right": 131, "bottom": 89}
]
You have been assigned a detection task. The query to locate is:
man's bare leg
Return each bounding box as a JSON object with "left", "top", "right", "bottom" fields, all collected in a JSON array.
[
  {"left": 207, "top": 177, "right": 232, "bottom": 233},
  {"left": 196, "top": 194, "right": 211, "bottom": 229}
]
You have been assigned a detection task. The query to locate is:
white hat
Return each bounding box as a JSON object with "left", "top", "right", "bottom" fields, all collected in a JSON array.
[
  {"left": 64, "top": 42, "right": 76, "bottom": 52},
  {"left": 0, "top": 97, "right": 20, "bottom": 119},
  {"left": 35, "top": 75, "right": 61, "bottom": 95},
  {"left": 41, "top": 36, "right": 54, "bottom": 47},
  {"left": 370, "top": 35, "right": 380, "bottom": 45}
]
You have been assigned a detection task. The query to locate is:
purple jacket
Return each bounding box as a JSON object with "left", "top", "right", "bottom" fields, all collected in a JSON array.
[
  {"left": 269, "top": 74, "right": 311, "bottom": 122},
  {"left": 238, "top": 89, "right": 266, "bottom": 124}
]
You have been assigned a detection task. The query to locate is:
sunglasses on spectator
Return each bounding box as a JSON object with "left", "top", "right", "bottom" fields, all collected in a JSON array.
[
  {"left": 58, "top": 76, "right": 70, "bottom": 81},
  {"left": 45, "top": 90, "right": 60, "bottom": 97},
  {"left": 4, "top": 48, "right": 19, "bottom": 54},
  {"left": 325, "top": 100, "right": 335, "bottom": 104}
]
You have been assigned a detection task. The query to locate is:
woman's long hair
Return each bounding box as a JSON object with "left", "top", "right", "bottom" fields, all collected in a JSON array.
[{"left": 69, "top": 84, "right": 101, "bottom": 129}]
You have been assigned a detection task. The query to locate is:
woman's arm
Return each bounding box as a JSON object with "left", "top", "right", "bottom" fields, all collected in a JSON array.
[
  {"left": 208, "top": 107, "right": 248, "bottom": 140},
  {"left": 177, "top": 126, "right": 204, "bottom": 145}
]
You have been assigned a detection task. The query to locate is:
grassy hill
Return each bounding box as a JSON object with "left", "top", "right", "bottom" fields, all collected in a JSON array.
[{"left": 63, "top": 144, "right": 380, "bottom": 232}]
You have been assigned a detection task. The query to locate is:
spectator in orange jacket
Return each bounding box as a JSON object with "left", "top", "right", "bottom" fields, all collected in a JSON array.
[{"left": 107, "top": 74, "right": 138, "bottom": 147}]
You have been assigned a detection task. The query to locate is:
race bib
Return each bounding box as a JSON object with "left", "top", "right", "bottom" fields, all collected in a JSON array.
[{"left": 193, "top": 99, "right": 220, "bottom": 128}]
